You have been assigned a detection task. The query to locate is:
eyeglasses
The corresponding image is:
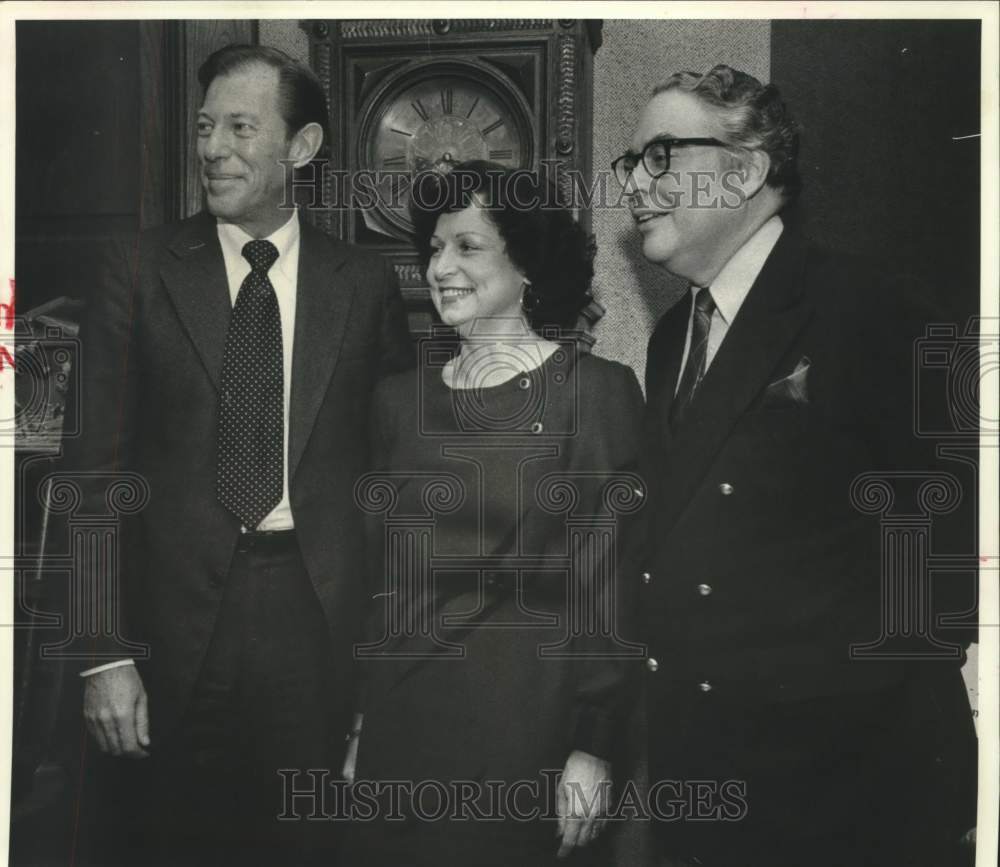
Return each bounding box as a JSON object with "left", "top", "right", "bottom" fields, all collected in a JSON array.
[{"left": 611, "top": 137, "right": 727, "bottom": 186}]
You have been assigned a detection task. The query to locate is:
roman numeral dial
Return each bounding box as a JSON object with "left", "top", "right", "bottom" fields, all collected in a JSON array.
[{"left": 366, "top": 69, "right": 530, "bottom": 234}]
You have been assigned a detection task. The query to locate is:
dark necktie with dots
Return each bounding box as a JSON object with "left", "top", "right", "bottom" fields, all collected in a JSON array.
[
  {"left": 669, "top": 287, "right": 717, "bottom": 429},
  {"left": 217, "top": 239, "right": 284, "bottom": 529}
]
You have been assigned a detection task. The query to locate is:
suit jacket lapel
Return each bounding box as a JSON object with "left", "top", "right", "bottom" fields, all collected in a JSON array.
[
  {"left": 288, "top": 220, "right": 354, "bottom": 480},
  {"left": 652, "top": 293, "right": 693, "bottom": 442},
  {"left": 159, "top": 213, "right": 231, "bottom": 390},
  {"left": 656, "top": 229, "right": 814, "bottom": 534}
]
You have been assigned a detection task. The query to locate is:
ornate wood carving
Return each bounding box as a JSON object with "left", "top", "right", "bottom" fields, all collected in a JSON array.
[{"left": 332, "top": 20, "right": 554, "bottom": 40}]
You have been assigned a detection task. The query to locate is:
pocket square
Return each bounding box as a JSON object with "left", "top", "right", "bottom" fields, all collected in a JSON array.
[{"left": 763, "top": 356, "right": 810, "bottom": 406}]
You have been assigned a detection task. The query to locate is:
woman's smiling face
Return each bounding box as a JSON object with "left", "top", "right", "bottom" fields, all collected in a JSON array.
[{"left": 426, "top": 202, "right": 528, "bottom": 337}]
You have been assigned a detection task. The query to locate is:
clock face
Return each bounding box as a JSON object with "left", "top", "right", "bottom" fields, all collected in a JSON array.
[{"left": 362, "top": 70, "right": 529, "bottom": 235}]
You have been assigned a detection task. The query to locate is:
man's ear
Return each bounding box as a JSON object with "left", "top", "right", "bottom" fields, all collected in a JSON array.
[
  {"left": 739, "top": 149, "right": 771, "bottom": 199},
  {"left": 288, "top": 122, "right": 324, "bottom": 167}
]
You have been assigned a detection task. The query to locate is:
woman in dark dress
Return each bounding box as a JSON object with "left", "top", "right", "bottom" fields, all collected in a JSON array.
[{"left": 342, "top": 163, "right": 645, "bottom": 866}]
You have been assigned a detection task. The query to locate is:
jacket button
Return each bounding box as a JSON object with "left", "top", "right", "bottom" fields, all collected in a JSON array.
[
  {"left": 698, "top": 680, "right": 713, "bottom": 693},
  {"left": 530, "top": 421, "right": 544, "bottom": 434},
  {"left": 641, "top": 571, "right": 652, "bottom": 584},
  {"left": 719, "top": 483, "right": 734, "bottom": 495},
  {"left": 519, "top": 377, "right": 531, "bottom": 390},
  {"left": 646, "top": 658, "right": 659, "bottom": 672},
  {"left": 696, "top": 583, "right": 712, "bottom": 596}
]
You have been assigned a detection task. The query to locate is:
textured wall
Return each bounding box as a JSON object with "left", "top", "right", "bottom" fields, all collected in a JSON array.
[
  {"left": 591, "top": 19, "right": 770, "bottom": 382},
  {"left": 259, "top": 19, "right": 769, "bottom": 382}
]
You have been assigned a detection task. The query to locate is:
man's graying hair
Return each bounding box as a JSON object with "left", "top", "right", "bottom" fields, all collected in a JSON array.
[
  {"left": 654, "top": 64, "right": 801, "bottom": 201},
  {"left": 198, "top": 44, "right": 329, "bottom": 147}
]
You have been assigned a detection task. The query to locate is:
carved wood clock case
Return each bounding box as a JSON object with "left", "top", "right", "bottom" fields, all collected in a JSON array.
[{"left": 302, "top": 19, "right": 602, "bottom": 318}]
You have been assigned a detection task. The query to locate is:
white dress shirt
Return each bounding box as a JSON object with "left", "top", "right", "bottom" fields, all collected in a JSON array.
[
  {"left": 675, "top": 215, "right": 784, "bottom": 393},
  {"left": 81, "top": 210, "right": 302, "bottom": 678}
]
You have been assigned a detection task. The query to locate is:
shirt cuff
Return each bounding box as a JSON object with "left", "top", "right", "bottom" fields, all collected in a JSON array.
[{"left": 79, "top": 659, "right": 136, "bottom": 678}]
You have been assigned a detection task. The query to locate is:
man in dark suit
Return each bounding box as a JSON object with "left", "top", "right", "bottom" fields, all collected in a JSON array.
[
  {"left": 67, "top": 45, "right": 413, "bottom": 866},
  {"left": 617, "top": 65, "right": 977, "bottom": 866}
]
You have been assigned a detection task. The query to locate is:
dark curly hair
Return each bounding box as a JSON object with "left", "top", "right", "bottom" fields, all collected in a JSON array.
[
  {"left": 409, "top": 161, "right": 595, "bottom": 333},
  {"left": 654, "top": 64, "right": 801, "bottom": 201}
]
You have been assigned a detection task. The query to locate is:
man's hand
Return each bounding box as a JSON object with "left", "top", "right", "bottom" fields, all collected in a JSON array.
[
  {"left": 83, "top": 665, "right": 150, "bottom": 758},
  {"left": 556, "top": 749, "right": 611, "bottom": 858}
]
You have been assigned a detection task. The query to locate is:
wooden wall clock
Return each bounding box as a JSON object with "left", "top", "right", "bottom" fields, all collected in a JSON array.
[
  {"left": 358, "top": 57, "right": 535, "bottom": 237},
  {"left": 302, "top": 19, "right": 602, "bottom": 327}
]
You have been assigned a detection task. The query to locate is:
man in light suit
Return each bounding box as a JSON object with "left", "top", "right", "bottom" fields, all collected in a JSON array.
[
  {"left": 68, "top": 45, "right": 413, "bottom": 866},
  {"left": 618, "top": 65, "right": 977, "bottom": 866}
]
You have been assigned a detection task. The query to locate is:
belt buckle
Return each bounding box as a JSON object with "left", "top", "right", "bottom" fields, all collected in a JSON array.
[{"left": 238, "top": 528, "right": 294, "bottom": 553}]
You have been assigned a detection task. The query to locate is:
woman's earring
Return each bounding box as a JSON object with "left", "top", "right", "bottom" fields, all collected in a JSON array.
[{"left": 520, "top": 281, "right": 539, "bottom": 314}]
